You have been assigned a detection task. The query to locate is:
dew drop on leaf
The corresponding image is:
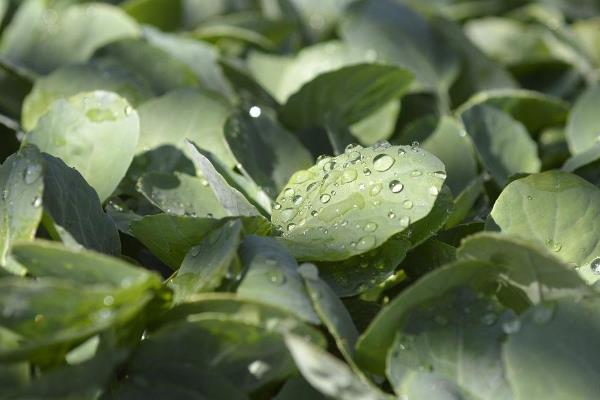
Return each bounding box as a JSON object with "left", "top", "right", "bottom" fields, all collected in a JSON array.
[
  {"left": 320, "top": 193, "right": 331, "bottom": 203},
  {"left": 591, "top": 257, "right": 600, "bottom": 275},
  {"left": 280, "top": 208, "right": 295, "bottom": 221},
  {"left": 369, "top": 183, "right": 382, "bottom": 196},
  {"left": 363, "top": 222, "right": 378, "bottom": 232},
  {"left": 400, "top": 216, "right": 410, "bottom": 227},
  {"left": 267, "top": 270, "right": 286, "bottom": 285},
  {"left": 31, "top": 196, "right": 42, "bottom": 208},
  {"left": 388, "top": 211, "right": 396, "bottom": 219},
  {"left": 402, "top": 200, "right": 413, "bottom": 209},
  {"left": 389, "top": 180, "right": 404, "bottom": 193},
  {"left": 356, "top": 235, "right": 376, "bottom": 251},
  {"left": 429, "top": 186, "right": 439, "bottom": 196},
  {"left": 410, "top": 169, "right": 422, "bottom": 177},
  {"left": 273, "top": 202, "right": 281, "bottom": 210},
  {"left": 341, "top": 169, "right": 357, "bottom": 183},
  {"left": 24, "top": 164, "right": 42, "bottom": 184},
  {"left": 372, "top": 154, "right": 395, "bottom": 172}
]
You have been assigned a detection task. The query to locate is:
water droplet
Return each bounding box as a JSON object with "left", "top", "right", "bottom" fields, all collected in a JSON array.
[
  {"left": 31, "top": 196, "right": 42, "bottom": 208},
  {"left": 345, "top": 143, "right": 357, "bottom": 152},
  {"left": 591, "top": 258, "right": 600, "bottom": 275},
  {"left": 249, "top": 106, "right": 262, "bottom": 118},
  {"left": 273, "top": 202, "right": 281, "bottom": 210},
  {"left": 341, "top": 169, "right": 357, "bottom": 183},
  {"left": 411, "top": 141, "right": 420, "bottom": 151},
  {"left": 306, "top": 182, "right": 319, "bottom": 192},
  {"left": 323, "top": 161, "right": 336, "bottom": 172},
  {"left": 502, "top": 318, "right": 521, "bottom": 334},
  {"left": 410, "top": 169, "right": 422, "bottom": 177},
  {"left": 293, "top": 195, "right": 303, "bottom": 206},
  {"left": 287, "top": 223, "right": 296, "bottom": 231},
  {"left": 402, "top": 200, "right": 413, "bottom": 209},
  {"left": 481, "top": 313, "right": 497, "bottom": 326},
  {"left": 364, "top": 222, "right": 378, "bottom": 232},
  {"left": 369, "top": 183, "right": 382, "bottom": 196},
  {"left": 320, "top": 194, "right": 331, "bottom": 203},
  {"left": 399, "top": 216, "right": 410, "bottom": 227},
  {"left": 348, "top": 151, "right": 361, "bottom": 164},
  {"left": 429, "top": 186, "right": 439, "bottom": 196},
  {"left": 545, "top": 239, "right": 562, "bottom": 252},
  {"left": 124, "top": 105, "right": 133, "bottom": 116},
  {"left": 280, "top": 208, "right": 295, "bottom": 221},
  {"left": 356, "top": 236, "right": 376, "bottom": 251},
  {"left": 267, "top": 270, "right": 286, "bottom": 285},
  {"left": 373, "top": 154, "right": 395, "bottom": 172},
  {"left": 103, "top": 296, "right": 114, "bottom": 306},
  {"left": 398, "top": 148, "right": 406, "bottom": 156},
  {"left": 389, "top": 180, "right": 404, "bottom": 193},
  {"left": 283, "top": 187, "right": 295, "bottom": 198},
  {"left": 432, "top": 171, "right": 446, "bottom": 179},
  {"left": 24, "top": 164, "right": 42, "bottom": 184},
  {"left": 527, "top": 195, "right": 533, "bottom": 200},
  {"left": 388, "top": 211, "right": 396, "bottom": 219},
  {"left": 363, "top": 167, "right": 371, "bottom": 176}
]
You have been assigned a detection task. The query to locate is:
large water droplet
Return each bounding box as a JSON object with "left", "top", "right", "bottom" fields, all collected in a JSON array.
[
  {"left": 283, "top": 187, "right": 295, "bottom": 198},
  {"left": 591, "top": 258, "right": 600, "bottom": 275},
  {"left": 323, "top": 161, "right": 336, "bottom": 172},
  {"left": 341, "top": 169, "right": 357, "bottom": 183},
  {"left": 249, "top": 106, "right": 262, "bottom": 118},
  {"left": 364, "top": 222, "right": 378, "bottom": 232},
  {"left": 24, "top": 164, "right": 42, "bottom": 184},
  {"left": 306, "top": 182, "right": 319, "bottom": 192},
  {"left": 389, "top": 180, "right": 404, "bottom": 193},
  {"left": 320, "top": 194, "right": 331, "bottom": 203},
  {"left": 293, "top": 195, "right": 303, "bottom": 206},
  {"left": 373, "top": 154, "right": 395, "bottom": 172},
  {"left": 348, "top": 151, "right": 361, "bottom": 164}
]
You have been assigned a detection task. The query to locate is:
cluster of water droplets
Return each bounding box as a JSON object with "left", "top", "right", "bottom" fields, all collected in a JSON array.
[{"left": 272, "top": 141, "right": 446, "bottom": 255}]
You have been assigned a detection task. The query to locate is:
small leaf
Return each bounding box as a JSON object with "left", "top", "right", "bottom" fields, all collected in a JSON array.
[{"left": 566, "top": 85, "right": 600, "bottom": 155}]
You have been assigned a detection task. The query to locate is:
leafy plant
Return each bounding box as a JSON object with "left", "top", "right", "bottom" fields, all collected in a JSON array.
[{"left": 1, "top": 0, "right": 600, "bottom": 399}]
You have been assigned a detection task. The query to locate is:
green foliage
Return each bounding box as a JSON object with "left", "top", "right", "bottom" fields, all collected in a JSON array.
[{"left": 1, "top": 1, "right": 600, "bottom": 399}]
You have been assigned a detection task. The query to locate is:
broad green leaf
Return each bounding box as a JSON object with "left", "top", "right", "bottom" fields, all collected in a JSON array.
[
  {"left": 130, "top": 317, "right": 298, "bottom": 392},
  {"left": 224, "top": 108, "right": 313, "bottom": 198},
  {"left": 0, "top": 0, "right": 140, "bottom": 74},
  {"left": 566, "top": 85, "right": 600, "bottom": 155},
  {"left": 122, "top": 0, "right": 182, "bottom": 31},
  {"left": 187, "top": 141, "right": 262, "bottom": 217},
  {"left": 461, "top": 105, "right": 541, "bottom": 186},
  {"left": 0, "top": 276, "right": 157, "bottom": 363},
  {"left": 279, "top": 64, "right": 413, "bottom": 131},
  {"left": 285, "top": 335, "right": 392, "bottom": 400},
  {"left": 398, "top": 116, "right": 477, "bottom": 195},
  {"left": 274, "top": 377, "right": 328, "bottom": 400},
  {"left": 137, "top": 171, "right": 228, "bottom": 218},
  {"left": 10, "top": 240, "right": 156, "bottom": 287},
  {"left": 158, "top": 293, "right": 326, "bottom": 345},
  {"left": 41, "top": 154, "right": 120, "bottom": 255},
  {"left": 339, "top": 0, "right": 460, "bottom": 104},
  {"left": 285, "top": 0, "right": 353, "bottom": 40},
  {"left": 237, "top": 236, "right": 319, "bottom": 324},
  {"left": 168, "top": 220, "right": 243, "bottom": 302},
  {"left": 503, "top": 298, "right": 600, "bottom": 399},
  {"left": 93, "top": 38, "right": 199, "bottom": 95},
  {"left": 446, "top": 176, "right": 484, "bottom": 228},
  {"left": 22, "top": 63, "right": 152, "bottom": 131},
  {"left": 573, "top": 18, "right": 600, "bottom": 66},
  {"left": 456, "top": 89, "right": 569, "bottom": 135},
  {"left": 490, "top": 171, "right": 600, "bottom": 283},
  {"left": 0, "top": 328, "right": 29, "bottom": 395},
  {"left": 23, "top": 91, "right": 140, "bottom": 201},
  {"left": 272, "top": 143, "right": 446, "bottom": 261},
  {"left": 129, "top": 214, "right": 225, "bottom": 269},
  {"left": 400, "top": 238, "right": 457, "bottom": 280},
  {"left": 457, "top": 232, "right": 593, "bottom": 303},
  {"left": 356, "top": 260, "right": 499, "bottom": 374},
  {"left": 136, "top": 89, "right": 235, "bottom": 168},
  {"left": 0, "top": 146, "right": 44, "bottom": 266},
  {"left": 298, "top": 263, "right": 359, "bottom": 367},
  {"left": 315, "top": 237, "right": 409, "bottom": 297},
  {"left": 218, "top": 59, "right": 279, "bottom": 109},
  {"left": 143, "top": 27, "right": 234, "bottom": 98},
  {"left": 386, "top": 289, "right": 513, "bottom": 400}
]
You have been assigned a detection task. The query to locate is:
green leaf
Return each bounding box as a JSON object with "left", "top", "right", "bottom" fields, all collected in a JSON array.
[
  {"left": 285, "top": 335, "right": 392, "bottom": 400},
  {"left": 0, "top": 0, "right": 140, "bottom": 74},
  {"left": 224, "top": 108, "right": 313, "bottom": 198},
  {"left": 457, "top": 232, "right": 592, "bottom": 303},
  {"left": 272, "top": 143, "right": 446, "bottom": 261},
  {"left": 237, "top": 236, "right": 319, "bottom": 324},
  {"left": 23, "top": 91, "right": 140, "bottom": 201},
  {"left": 489, "top": 171, "right": 600, "bottom": 283},
  {"left": 279, "top": 64, "right": 413, "bottom": 131},
  {"left": 137, "top": 171, "right": 228, "bottom": 219},
  {"left": 446, "top": 176, "right": 484, "bottom": 228},
  {"left": 136, "top": 88, "right": 235, "bottom": 168},
  {"left": 129, "top": 214, "right": 225, "bottom": 269},
  {"left": 10, "top": 240, "right": 156, "bottom": 287},
  {"left": 456, "top": 89, "right": 569, "bottom": 136},
  {"left": 339, "top": 0, "right": 459, "bottom": 100},
  {"left": 298, "top": 263, "right": 359, "bottom": 367},
  {"left": 93, "top": 38, "right": 198, "bottom": 95},
  {"left": 386, "top": 289, "right": 513, "bottom": 400},
  {"left": 41, "top": 153, "right": 120, "bottom": 255},
  {"left": 22, "top": 63, "right": 152, "bottom": 131},
  {"left": 356, "top": 260, "right": 498, "bottom": 374},
  {"left": 122, "top": 0, "right": 182, "bottom": 31},
  {"left": 566, "top": 85, "right": 600, "bottom": 155},
  {"left": 503, "top": 298, "right": 600, "bottom": 400},
  {"left": 274, "top": 377, "right": 328, "bottom": 400},
  {"left": 461, "top": 105, "right": 541, "bottom": 186},
  {"left": 168, "top": 220, "right": 243, "bottom": 302},
  {"left": 0, "top": 146, "right": 44, "bottom": 267}
]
